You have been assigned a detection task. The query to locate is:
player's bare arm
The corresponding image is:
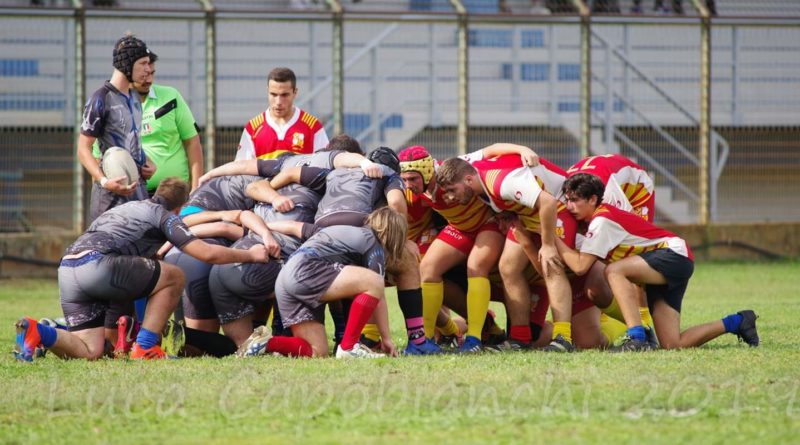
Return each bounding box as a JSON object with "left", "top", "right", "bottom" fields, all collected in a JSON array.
[
  {"left": 239, "top": 210, "right": 281, "bottom": 258},
  {"left": 332, "top": 152, "right": 383, "bottom": 178},
  {"left": 181, "top": 209, "right": 243, "bottom": 227},
  {"left": 181, "top": 238, "right": 268, "bottom": 264},
  {"left": 246, "top": 178, "right": 292, "bottom": 212},
  {"left": 481, "top": 143, "right": 539, "bottom": 167},
  {"left": 183, "top": 135, "right": 204, "bottom": 192},
  {"left": 187, "top": 221, "right": 245, "bottom": 241},
  {"left": 554, "top": 237, "right": 598, "bottom": 276},
  {"left": 536, "top": 191, "right": 563, "bottom": 276},
  {"left": 198, "top": 159, "right": 258, "bottom": 185},
  {"left": 386, "top": 189, "right": 408, "bottom": 217}
]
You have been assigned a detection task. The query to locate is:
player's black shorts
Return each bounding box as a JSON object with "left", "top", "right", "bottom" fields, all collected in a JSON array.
[
  {"left": 58, "top": 251, "right": 161, "bottom": 331},
  {"left": 640, "top": 248, "right": 694, "bottom": 313}
]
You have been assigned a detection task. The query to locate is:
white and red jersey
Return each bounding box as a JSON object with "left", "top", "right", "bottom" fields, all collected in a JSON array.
[
  {"left": 235, "top": 107, "right": 328, "bottom": 161},
  {"left": 406, "top": 157, "right": 493, "bottom": 239},
  {"left": 567, "top": 154, "right": 655, "bottom": 222},
  {"left": 581, "top": 204, "right": 693, "bottom": 263},
  {"left": 465, "top": 153, "right": 566, "bottom": 233}
]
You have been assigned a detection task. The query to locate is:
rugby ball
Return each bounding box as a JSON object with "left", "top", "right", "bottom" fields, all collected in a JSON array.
[{"left": 102, "top": 146, "right": 140, "bottom": 186}]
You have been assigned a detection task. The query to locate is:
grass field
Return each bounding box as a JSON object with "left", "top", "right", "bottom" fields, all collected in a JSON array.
[{"left": 1, "top": 262, "right": 799, "bottom": 444}]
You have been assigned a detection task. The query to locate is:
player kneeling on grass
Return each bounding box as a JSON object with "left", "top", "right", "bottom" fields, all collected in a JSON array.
[
  {"left": 13, "top": 178, "right": 270, "bottom": 362},
  {"left": 553, "top": 173, "right": 759, "bottom": 351},
  {"left": 238, "top": 207, "right": 407, "bottom": 358}
]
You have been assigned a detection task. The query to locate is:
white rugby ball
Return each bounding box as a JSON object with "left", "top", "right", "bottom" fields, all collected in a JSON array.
[{"left": 102, "top": 146, "right": 140, "bottom": 186}]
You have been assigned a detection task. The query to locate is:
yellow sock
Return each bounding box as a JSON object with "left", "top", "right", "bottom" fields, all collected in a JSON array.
[
  {"left": 601, "top": 298, "right": 626, "bottom": 324},
  {"left": 600, "top": 313, "right": 628, "bottom": 346},
  {"left": 466, "top": 277, "right": 491, "bottom": 340},
  {"left": 421, "top": 281, "right": 444, "bottom": 338},
  {"left": 552, "top": 321, "right": 572, "bottom": 344},
  {"left": 361, "top": 323, "right": 381, "bottom": 343},
  {"left": 640, "top": 306, "right": 654, "bottom": 329},
  {"left": 439, "top": 317, "right": 460, "bottom": 337}
]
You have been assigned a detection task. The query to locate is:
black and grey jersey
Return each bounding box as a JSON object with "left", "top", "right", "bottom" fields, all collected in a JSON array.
[
  {"left": 185, "top": 175, "right": 261, "bottom": 211},
  {"left": 66, "top": 199, "right": 196, "bottom": 257}
]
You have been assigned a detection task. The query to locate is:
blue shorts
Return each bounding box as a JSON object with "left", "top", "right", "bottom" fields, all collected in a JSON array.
[{"left": 640, "top": 249, "right": 694, "bottom": 313}]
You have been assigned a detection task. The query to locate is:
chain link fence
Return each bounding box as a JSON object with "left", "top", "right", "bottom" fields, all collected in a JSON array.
[{"left": 1, "top": 1, "right": 799, "bottom": 232}]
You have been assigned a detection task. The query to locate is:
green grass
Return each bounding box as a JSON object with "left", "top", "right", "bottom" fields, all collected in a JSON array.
[{"left": 1, "top": 262, "right": 800, "bottom": 444}]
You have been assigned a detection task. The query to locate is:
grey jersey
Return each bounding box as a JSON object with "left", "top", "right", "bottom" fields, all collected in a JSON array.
[
  {"left": 82, "top": 81, "right": 148, "bottom": 220},
  {"left": 81, "top": 81, "right": 145, "bottom": 166},
  {"left": 66, "top": 198, "right": 196, "bottom": 257},
  {"left": 315, "top": 166, "right": 404, "bottom": 223},
  {"left": 280, "top": 150, "right": 343, "bottom": 170},
  {"left": 185, "top": 175, "right": 261, "bottom": 211},
  {"left": 293, "top": 225, "right": 386, "bottom": 276}
]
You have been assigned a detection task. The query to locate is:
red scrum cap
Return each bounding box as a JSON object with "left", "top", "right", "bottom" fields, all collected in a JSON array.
[{"left": 398, "top": 145, "right": 435, "bottom": 185}]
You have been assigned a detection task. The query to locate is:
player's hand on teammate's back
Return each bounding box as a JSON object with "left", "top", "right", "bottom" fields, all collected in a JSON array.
[
  {"left": 520, "top": 150, "right": 540, "bottom": 167},
  {"left": 272, "top": 196, "right": 295, "bottom": 213},
  {"left": 141, "top": 159, "right": 157, "bottom": 180},
  {"left": 539, "top": 244, "right": 563, "bottom": 277},
  {"left": 104, "top": 176, "right": 137, "bottom": 196},
  {"left": 360, "top": 160, "right": 384, "bottom": 179},
  {"left": 262, "top": 237, "right": 282, "bottom": 258},
  {"left": 197, "top": 172, "right": 212, "bottom": 186},
  {"left": 248, "top": 244, "right": 270, "bottom": 262}
]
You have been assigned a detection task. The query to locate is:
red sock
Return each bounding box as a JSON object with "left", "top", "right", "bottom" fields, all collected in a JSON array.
[
  {"left": 340, "top": 293, "right": 379, "bottom": 351},
  {"left": 266, "top": 336, "right": 313, "bottom": 357},
  {"left": 510, "top": 325, "right": 532, "bottom": 344}
]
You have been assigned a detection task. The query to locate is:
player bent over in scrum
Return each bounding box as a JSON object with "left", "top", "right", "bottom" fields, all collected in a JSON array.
[
  {"left": 239, "top": 207, "right": 407, "bottom": 358},
  {"left": 13, "top": 178, "right": 270, "bottom": 361},
  {"left": 554, "top": 173, "right": 759, "bottom": 351}
]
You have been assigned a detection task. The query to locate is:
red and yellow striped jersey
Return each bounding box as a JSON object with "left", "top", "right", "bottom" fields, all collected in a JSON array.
[
  {"left": 582, "top": 204, "right": 693, "bottom": 262},
  {"left": 471, "top": 154, "right": 566, "bottom": 233},
  {"left": 567, "top": 154, "right": 655, "bottom": 222},
  {"left": 242, "top": 109, "right": 324, "bottom": 160}
]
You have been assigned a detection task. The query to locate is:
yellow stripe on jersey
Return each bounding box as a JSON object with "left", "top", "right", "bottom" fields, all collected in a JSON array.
[
  {"left": 249, "top": 113, "right": 265, "bottom": 131},
  {"left": 301, "top": 113, "right": 319, "bottom": 129},
  {"left": 624, "top": 184, "right": 651, "bottom": 209},
  {"left": 257, "top": 149, "right": 292, "bottom": 160},
  {"left": 608, "top": 241, "right": 669, "bottom": 262},
  {"left": 484, "top": 169, "right": 501, "bottom": 194}
]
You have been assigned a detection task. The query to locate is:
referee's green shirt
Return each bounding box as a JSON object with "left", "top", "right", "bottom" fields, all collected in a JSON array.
[{"left": 139, "top": 84, "right": 199, "bottom": 192}]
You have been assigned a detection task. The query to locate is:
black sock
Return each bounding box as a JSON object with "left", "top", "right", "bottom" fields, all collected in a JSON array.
[
  {"left": 183, "top": 327, "right": 236, "bottom": 358},
  {"left": 271, "top": 307, "right": 292, "bottom": 337},
  {"left": 328, "top": 301, "right": 347, "bottom": 343},
  {"left": 397, "top": 288, "right": 424, "bottom": 320},
  {"left": 530, "top": 322, "right": 543, "bottom": 343}
]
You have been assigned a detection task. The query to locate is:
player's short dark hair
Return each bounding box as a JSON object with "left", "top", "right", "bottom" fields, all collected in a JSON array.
[
  {"left": 436, "top": 157, "right": 475, "bottom": 187},
  {"left": 268, "top": 67, "right": 297, "bottom": 89},
  {"left": 562, "top": 173, "right": 605, "bottom": 204},
  {"left": 154, "top": 177, "right": 190, "bottom": 211},
  {"left": 326, "top": 134, "right": 363, "bottom": 154}
]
